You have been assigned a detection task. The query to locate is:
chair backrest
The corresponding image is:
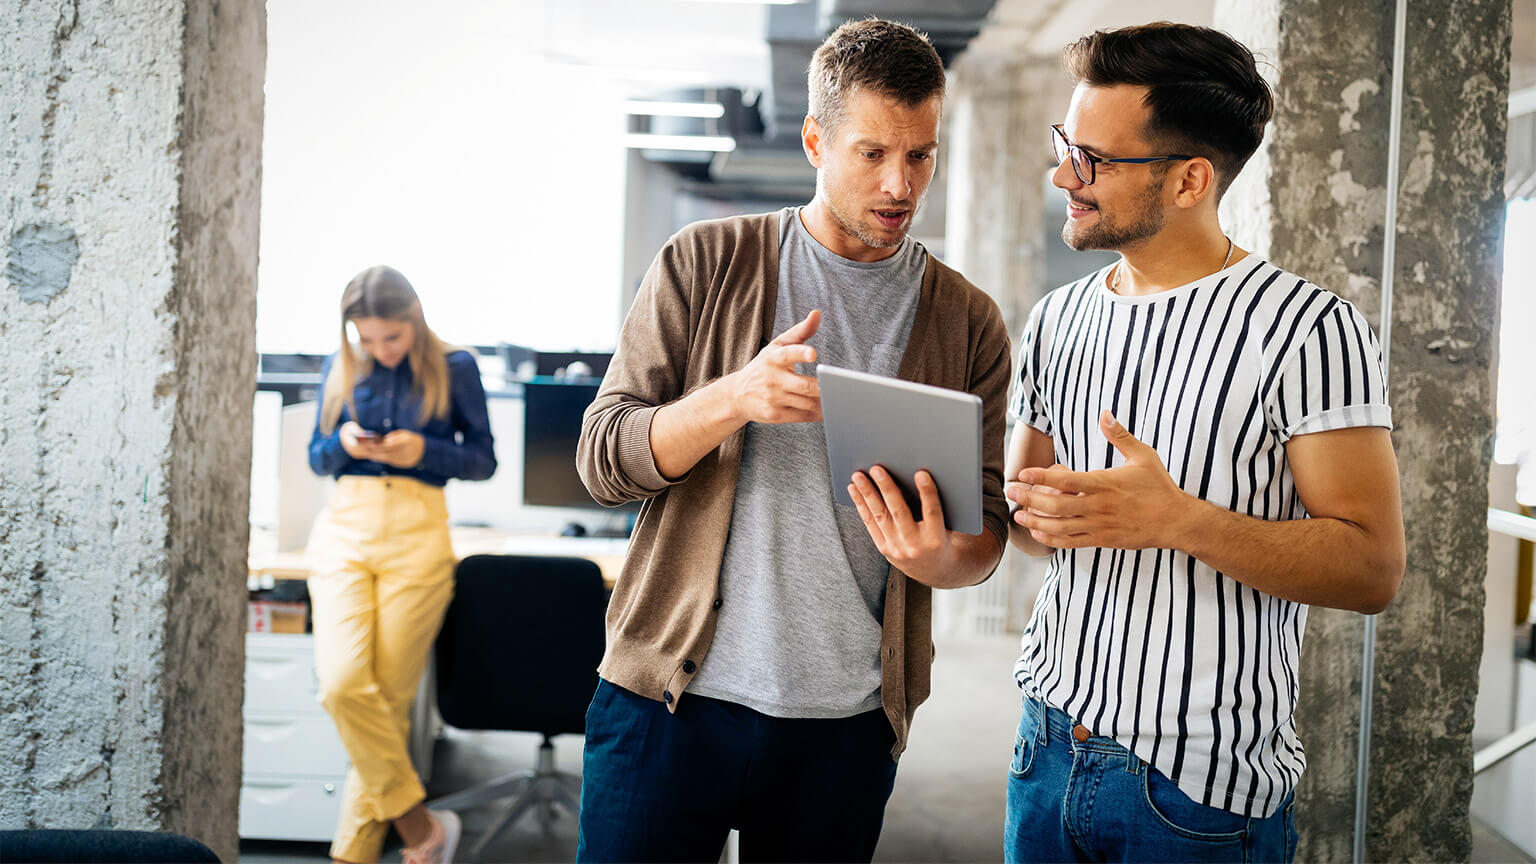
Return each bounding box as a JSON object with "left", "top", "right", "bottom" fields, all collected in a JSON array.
[
  {"left": 0, "top": 830, "right": 219, "bottom": 863},
  {"left": 435, "top": 554, "right": 607, "bottom": 737}
]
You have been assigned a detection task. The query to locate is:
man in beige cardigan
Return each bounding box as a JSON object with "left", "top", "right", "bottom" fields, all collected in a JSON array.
[{"left": 575, "top": 18, "right": 1012, "bottom": 863}]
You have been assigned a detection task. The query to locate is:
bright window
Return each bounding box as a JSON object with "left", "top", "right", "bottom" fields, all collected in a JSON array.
[
  {"left": 257, "top": 0, "right": 626, "bottom": 355},
  {"left": 1496, "top": 198, "right": 1536, "bottom": 504}
]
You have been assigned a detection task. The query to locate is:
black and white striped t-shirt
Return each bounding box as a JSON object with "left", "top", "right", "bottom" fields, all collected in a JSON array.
[{"left": 1009, "top": 257, "right": 1392, "bottom": 818}]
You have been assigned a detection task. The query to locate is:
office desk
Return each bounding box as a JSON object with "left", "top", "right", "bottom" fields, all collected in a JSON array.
[
  {"left": 240, "top": 528, "right": 625, "bottom": 841},
  {"left": 496, "top": 534, "right": 628, "bottom": 583}
]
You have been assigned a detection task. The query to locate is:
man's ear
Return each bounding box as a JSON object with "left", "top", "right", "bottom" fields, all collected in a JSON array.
[
  {"left": 802, "top": 115, "right": 824, "bottom": 169},
  {"left": 1172, "top": 157, "right": 1217, "bottom": 209}
]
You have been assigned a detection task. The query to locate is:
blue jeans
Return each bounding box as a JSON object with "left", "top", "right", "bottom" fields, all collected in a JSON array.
[
  {"left": 577, "top": 679, "right": 899, "bottom": 863},
  {"left": 1005, "top": 698, "right": 1297, "bottom": 864}
]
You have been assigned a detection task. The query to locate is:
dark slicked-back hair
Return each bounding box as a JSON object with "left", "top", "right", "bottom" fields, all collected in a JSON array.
[
  {"left": 1065, "top": 22, "right": 1274, "bottom": 197},
  {"left": 808, "top": 18, "right": 945, "bottom": 134}
]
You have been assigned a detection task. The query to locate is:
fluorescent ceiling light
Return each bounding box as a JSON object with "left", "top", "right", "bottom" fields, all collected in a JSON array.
[
  {"left": 622, "top": 100, "right": 726, "bottom": 119},
  {"left": 624, "top": 133, "right": 737, "bottom": 152}
]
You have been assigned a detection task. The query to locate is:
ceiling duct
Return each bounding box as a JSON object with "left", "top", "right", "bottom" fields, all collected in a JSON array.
[
  {"left": 632, "top": 1, "right": 999, "bottom": 197},
  {"left": 764, "top": 0, "right": 999, "bottom": 139}
]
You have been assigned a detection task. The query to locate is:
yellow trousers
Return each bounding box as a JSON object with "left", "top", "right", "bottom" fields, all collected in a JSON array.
[{"left": 306, "top": 476, "right": 456, "bottom": 864}]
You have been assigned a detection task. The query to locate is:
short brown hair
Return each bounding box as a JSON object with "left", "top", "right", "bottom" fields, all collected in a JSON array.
[
  {"left": 1064, "top": 22, "right": 1274, "bottom": 197},
  {"left": 808, "top": 18, "right": 945, "bottom": 133}
]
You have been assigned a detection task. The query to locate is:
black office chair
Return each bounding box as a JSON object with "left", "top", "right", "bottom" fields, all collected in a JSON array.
[
  {"left": 0, "top": 830, "right": 219, "bottom": 863},
  {"left": 426, "top": 554, "right": 606, "bottom": 861}
]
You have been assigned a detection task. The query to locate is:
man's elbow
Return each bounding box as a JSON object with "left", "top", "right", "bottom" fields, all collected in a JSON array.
[
  {"left": 574, "top": 452, "right": 637, "bottom": 508},
  {"left": 1355, "top": 547, "right": 1406, "bottom": 615},
  {"left": 586, "top": 484, "right": 634, "bottom": 509}
]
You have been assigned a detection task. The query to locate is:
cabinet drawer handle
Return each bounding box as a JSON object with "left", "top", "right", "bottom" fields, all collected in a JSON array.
[{"left": 248, "top": 657, "right": 303, "bottom": 681}]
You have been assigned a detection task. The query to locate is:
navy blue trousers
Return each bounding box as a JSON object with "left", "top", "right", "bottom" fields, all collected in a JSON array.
[{"left": 576, "top": 679, "right": 899, "bottom": 863}]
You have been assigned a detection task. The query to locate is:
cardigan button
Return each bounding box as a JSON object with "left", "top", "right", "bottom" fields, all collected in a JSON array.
[
  {"left": 663, "top": 690, "right": 674, "bottom": 704},
  {"left": 682, "top": 660, "right": 696, "bottom": 675},
  {"left": 712, "top": 597, "right": 723, "bottom": 610}
]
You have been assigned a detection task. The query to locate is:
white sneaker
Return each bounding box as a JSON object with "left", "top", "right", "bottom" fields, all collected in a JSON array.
[{"left": 402, "top": 809, "right": 461, "bottom": 864}]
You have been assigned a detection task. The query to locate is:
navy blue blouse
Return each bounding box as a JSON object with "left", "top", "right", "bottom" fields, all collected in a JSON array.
[{"left": 308, "top": 349, "right": 496, "bottom": 487}]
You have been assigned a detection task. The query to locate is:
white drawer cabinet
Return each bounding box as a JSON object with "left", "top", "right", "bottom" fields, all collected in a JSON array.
[
  {"left": 244, "top": 713, "right": 351, "bottom": 777},
  {"left": 240, "top": 777, "right": 346, "bottom": 843},
  {"left": 244, "top": 639, "right": 325, "bottom": 712},
  {"left": 238, "top": 631, "right": 434, "bottom": 843},
  {"left": 239, "top": 633, "right": 349, "bottom": 842}
]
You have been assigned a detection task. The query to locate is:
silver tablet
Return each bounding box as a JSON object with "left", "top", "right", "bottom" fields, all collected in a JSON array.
[{"left": 817, "top": 364, "right": 984, "bottom": 536}]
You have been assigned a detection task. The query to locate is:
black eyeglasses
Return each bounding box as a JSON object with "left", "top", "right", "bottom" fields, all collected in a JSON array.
[{"left": 1050, "top": 124, "right": 1193, "bottom": 185}]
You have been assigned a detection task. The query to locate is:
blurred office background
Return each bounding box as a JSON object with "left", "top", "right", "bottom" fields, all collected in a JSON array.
[
  {"left": 2, "top": 0, "right": 1531, "bottom": 862},
  {"left": 239, "top": 2, "right": 1536, "bottom": 861}
]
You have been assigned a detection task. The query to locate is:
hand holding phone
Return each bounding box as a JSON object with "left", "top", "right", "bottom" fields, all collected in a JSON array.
[
  {"left": 372, "top": 429, "right": 425, "bottom": 469},
  {"left": 340, "top": 422, "right": 382, "bottom": 459}
]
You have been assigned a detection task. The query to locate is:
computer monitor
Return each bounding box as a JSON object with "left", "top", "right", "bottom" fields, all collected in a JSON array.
[{"left": 522, "top": 379, "right": 641, "bottom": 515}]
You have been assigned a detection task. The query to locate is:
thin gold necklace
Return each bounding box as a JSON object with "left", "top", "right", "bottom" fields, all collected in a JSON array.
[{"left": 1110, "top": 236, "right": 1235, "bottom": 295}]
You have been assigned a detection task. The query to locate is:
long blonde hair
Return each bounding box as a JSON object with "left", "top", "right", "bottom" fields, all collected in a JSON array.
[{"left": 319, "top": 265, "right": 455, "bottom": 434}]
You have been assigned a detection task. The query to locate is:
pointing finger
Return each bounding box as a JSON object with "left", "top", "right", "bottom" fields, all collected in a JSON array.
[{"left": 772, "top": 309, "right": 822, "bottom": 345}]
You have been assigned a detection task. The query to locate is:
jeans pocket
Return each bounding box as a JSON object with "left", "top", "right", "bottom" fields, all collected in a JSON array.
[
  {"left": 1140, "top": 767, "right": 1248, "bottom": 844},
  {"left": 582, "top": 679, "right": 612, "bottom": 753},
  {"left": 1009, "top": 732, "right": 1037, "bottom": 778}
]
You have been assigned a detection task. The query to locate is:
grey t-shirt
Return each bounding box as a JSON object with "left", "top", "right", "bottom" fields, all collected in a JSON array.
[{"left": 687, "top": 207, "right": 927, "bottom": 718}]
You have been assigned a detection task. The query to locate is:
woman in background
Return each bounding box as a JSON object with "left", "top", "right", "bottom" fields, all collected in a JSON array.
[{"left": 307, "top": 264, "right": 496, "bottom": 864}]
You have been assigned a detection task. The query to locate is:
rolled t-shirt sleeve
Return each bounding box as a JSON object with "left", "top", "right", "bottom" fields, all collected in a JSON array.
[
  {"left": 1265, "top": 299, "right": 1393, "bottom": 443},
  {"left": 1009, "top": 299, "right": 1053, "bottom": 437}
]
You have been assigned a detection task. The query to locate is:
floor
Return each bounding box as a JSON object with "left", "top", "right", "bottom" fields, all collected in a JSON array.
[
  {"left": 1474, "top": 819, "right": 1536, "bottom": 864},
  {"left": 240, "top": 635, "right": 1023, "bottom": 864},
  {"left": 240, "top": 633, "right": 1536, "bottom": 864}
]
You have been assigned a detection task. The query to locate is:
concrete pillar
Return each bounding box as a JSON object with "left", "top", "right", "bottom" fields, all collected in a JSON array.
[
  {"left": 941, "top": 52, "right": 1062, "bottom": 635},
  {"left": 1215, "top": 0, "right": 1511, "bottom": 859},
  {"left": 0, "top": 2, "right": 264, "bottom": 860},
  {"left": 944, "top": 52, "right": 1059, "bottom": 336}
]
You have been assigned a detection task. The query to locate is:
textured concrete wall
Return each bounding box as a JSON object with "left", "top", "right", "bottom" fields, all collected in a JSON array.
[
  {"left": 944, "top": 53, "right": 1058, "bottom": 336},
  {"left": 944, "top": 53, "right": 1061, "bottom": 631},
  {"left": 161, "top": 1, "right": 265, "bottom": 857},
  {"left": 0, "top": 2, "right": 264, "bottom": 860},
  {"left": 1216, "top": 0, "right": 1510, "bottom": 859}
]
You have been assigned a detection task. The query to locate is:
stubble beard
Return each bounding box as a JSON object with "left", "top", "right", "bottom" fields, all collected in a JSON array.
[
  {"left": 819, "top": 179, "right": 916, "bottom": 250},
  {"left": 1061, "top": 177, "right": 1166, "bottom": 252}
]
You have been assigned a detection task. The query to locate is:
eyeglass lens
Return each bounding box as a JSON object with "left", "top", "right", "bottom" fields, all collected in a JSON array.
[{"left": 1050, "top": 127, "right": 1093, "bottom": 185}]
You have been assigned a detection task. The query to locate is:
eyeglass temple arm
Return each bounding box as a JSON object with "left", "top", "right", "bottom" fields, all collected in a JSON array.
[{"left": 1100, "top": 155, "right": 1195, "bottom": 164}]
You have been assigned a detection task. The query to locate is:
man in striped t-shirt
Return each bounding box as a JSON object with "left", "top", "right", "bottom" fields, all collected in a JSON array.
[{"left": 1002, "top": 24, "right": 1406, "bottom": 864}]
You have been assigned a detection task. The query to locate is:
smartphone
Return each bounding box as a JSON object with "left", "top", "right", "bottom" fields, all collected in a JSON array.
[{"left": 354, "top": 429, "right": 381, "bottom": 441}]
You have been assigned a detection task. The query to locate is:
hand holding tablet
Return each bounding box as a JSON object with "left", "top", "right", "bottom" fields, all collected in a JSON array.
[{"left": 817, "top": 364, "right": 985, "bottom": 536}]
